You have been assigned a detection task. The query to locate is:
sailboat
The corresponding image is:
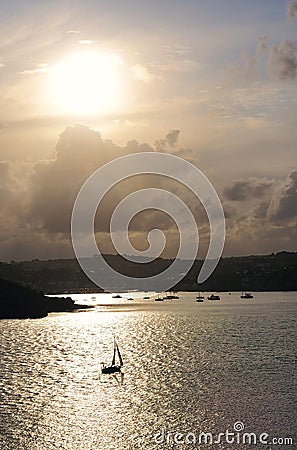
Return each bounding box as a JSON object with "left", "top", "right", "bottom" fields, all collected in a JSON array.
[
  {"left": 196, "top": 292, "right": 204, "bottom": 302},
  {"left": 101, "top": 338, "right": 123, "bottom": 374}
]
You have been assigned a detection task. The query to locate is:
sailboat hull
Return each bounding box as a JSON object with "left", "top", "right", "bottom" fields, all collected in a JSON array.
[{"left": 102, "top": 365, "right": 121, "bottom": 374}]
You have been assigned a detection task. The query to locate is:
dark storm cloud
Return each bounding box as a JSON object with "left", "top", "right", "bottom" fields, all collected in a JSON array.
[
  {"left": 287, "top": 0, "right": 297, "bottom": 19},
  {"left": 223, "top": 178, "right": 275, "bottom": 201},
  {"left": 267, "top": 171, "right": 297, "bottom": 222}
]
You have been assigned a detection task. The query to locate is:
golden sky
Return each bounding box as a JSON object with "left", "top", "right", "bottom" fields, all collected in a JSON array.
[{"left": 0, "top": 0, "right": 297, "bottom": 260}]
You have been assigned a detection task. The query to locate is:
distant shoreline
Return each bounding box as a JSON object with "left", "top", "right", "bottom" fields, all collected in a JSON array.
[{"left": 1, "top": 251, "right": 296, "bottom": 295}]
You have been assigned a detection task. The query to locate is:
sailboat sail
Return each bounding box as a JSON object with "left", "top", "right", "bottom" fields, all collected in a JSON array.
[
  {"left": 112, "top": 340, "right": 116, "bottom": 366},
  {"left": 111, "top": 338, "right": 123, "bottom": 367},
  {"left": 116, "top": 342, "right": 123, "bottom": 367}
]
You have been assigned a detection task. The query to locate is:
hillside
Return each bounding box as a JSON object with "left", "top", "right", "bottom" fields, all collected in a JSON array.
[
  {"left": 0, "top": 278, "right": 93, "bottom": 319},
  {"left": 0, "top": 251, "right": 296, "bottom": 293}
]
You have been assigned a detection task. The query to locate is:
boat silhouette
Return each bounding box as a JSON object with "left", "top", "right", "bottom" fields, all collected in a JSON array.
[
  {"left": 196, "top": 292, "right": 204, "bottom": 302},
  {"left": 240, "top": 292, "right": 253, "bottom": 299},
  {"left": 101, "top": 338, "right": 123, "bottom": 374},
  {"left": 207, "top": 294, "right": 220, "bottom": 300}
]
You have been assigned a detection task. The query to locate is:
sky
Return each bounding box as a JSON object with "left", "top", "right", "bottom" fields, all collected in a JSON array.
[{"left": 0, "top": 0, "right": 296, "bottom": 261}]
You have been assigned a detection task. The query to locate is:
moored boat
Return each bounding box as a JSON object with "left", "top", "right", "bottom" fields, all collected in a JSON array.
[
  {"left": 196, "top": 292, "right": 204, "bottom": 302},
  {"left": 207, "top": 294, "right": 220, "bottom": 300},
  {"left": 240, "top": 292, "right": 253, "bottom": 299}
]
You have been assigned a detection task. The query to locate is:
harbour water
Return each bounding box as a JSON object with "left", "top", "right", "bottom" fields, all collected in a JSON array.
[{"left": 0, "top": 292, "right": 296, "bottom": 449}]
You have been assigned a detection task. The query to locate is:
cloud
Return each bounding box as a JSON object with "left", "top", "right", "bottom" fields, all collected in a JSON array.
[
  {"left": 28, "top": 124, "right": 157, "bottom": 235},
  {"left": 226, "top": 34, "right": 297, "bottom": 85},
  {"left": 223, "top": 178, "right": 275, "bottom": 201},
  {"left": 155, "top": 129, "right": 180, "bottom": 151},
  {"left": 257, "top": 35, "right": 270, "bottom": 52},
  {"left": 28, "top": 125, "right": 118, "bottom": 233},
  {"left": 0, "top": 125, "right": 296, "bottom": 260},
  {"left": 267, "top": 171, "right": 297, "bottom": 222},
  {"left": 131, "top": 64, "right": 159, "bottom": 82},
  {"left": 79, "top": 40, "right": 94, "bottom": 45},
  {"left": 287, "top": 0, "right": 297, "bottom": 19},
  {"left": 253, "top": 201, "right": 270, "bottom": 219},
  {"left": 161, "top": 58, "right": 202, "bottom": 73},
  {"left": 20, "top": 63, "right": 54, "bottom": 76},
  {"left": 0, "top": 161, "right": 31, "bottom": 251},
  {"left": 224, "top": 50, "right": 259, "bottom": 85},
  {"left": 267, "top": 40, "right": 297, "bottom": 80}
]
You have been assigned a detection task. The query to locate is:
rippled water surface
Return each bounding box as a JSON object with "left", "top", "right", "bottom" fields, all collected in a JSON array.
[{"left": 0, "top": 292, "right": 296, "bottom": 449}]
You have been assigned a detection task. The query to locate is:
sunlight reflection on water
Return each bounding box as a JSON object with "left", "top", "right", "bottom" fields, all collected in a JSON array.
[{"left": 0, "top": 292, "right": 296, "bottom": 449}]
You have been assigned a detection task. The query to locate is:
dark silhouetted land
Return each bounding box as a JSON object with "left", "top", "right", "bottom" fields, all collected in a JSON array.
[
  {"left": 0, "top": 277, "right": 93, "bottom": 319},
  {"left": 0, "top": 251, "right": 296, "bottom": 294}
]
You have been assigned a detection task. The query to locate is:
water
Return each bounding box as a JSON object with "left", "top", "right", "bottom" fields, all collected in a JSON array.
[{"left": 0, "top": 292, "right": 296, "bottom": 449}]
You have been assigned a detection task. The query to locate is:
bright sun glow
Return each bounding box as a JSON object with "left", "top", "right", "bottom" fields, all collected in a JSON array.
[{"left": 51, "top": 51, "right": 124, "bottom": 115}]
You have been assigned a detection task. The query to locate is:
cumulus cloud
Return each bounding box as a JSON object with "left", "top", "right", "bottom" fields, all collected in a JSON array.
[
  {"left": 28, "top": 124, "right": 129, "bottom": 234},
  {"left": 223, "top": 178, "right": 275, "bottom": 201},
  {"left": 227, "top": 33, "right": 297, "bottom": 84},
  {"left": 287, "top": 0, "right": 297, "bottom": 19},
  {"left": 0, "top": 124, "right": 296, "bottom": 260},
  {"left": 155, "top": 129, "right": 180, "bottom": 151},
  {"left": 28, "top": 125, "right": 181, "bottom": 238},
  {"left": 257, "top": 35, "right": 270, "bottom": 52},
  {"left": 253, "top": 201, "right": 270, "bottom": 219},
  {"left": 267, "top": 40, "right": 297, "bottom": 80},
  {"left": 267, "top": 171, "right": 297, "bottom": 222},
  {"left": 25, "top": 125, "right": 202, "bottom": 259}
]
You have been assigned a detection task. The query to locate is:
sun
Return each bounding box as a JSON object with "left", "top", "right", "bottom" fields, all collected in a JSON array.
[{"left": 51, "top": 51, "right": 124, "bottom": 115}]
